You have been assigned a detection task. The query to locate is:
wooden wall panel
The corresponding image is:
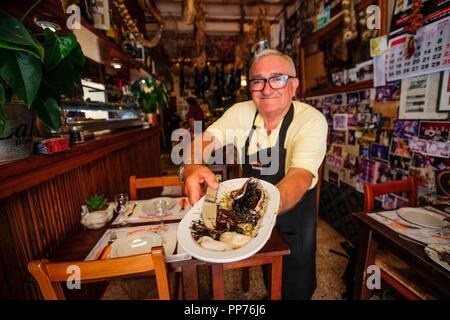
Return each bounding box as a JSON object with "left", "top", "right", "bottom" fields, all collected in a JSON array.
[{"left": 0, "top": 129, "right": 161, "bottom": 299}]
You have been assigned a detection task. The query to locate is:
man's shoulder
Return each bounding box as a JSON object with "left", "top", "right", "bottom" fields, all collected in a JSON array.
[
  {"left": 228, "top": 100, "right": 256, "bottom": 112},
  {"left": 292, "top": 100, "right": 326, "bottom": 122}
]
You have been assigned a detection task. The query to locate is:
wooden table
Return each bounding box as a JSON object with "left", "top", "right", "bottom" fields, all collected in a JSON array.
[
  {"left": 49, "top": 217, "right": 290, "bottom": 300},
  {"left": 353, "top": 212, "right": 450, "bottom": 299}
]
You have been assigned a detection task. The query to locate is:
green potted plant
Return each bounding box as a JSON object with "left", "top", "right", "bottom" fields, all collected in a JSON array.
[
  {"left": 81, "top": 194, "right": 113, "bottom": 230},
  {"left": 131, "top": 76, "right": 169, "bottom": 126},
  {"left": 0, "top": 9, "right": 85, "bottom": 162}
]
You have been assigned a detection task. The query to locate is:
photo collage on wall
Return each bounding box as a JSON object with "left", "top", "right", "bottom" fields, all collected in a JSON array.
[{"left": 306, "top": 80, "right": 450, "bottom": 207}]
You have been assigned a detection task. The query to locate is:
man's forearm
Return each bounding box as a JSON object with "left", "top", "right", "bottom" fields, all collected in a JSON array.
[{"left": 276, "top": 168, "right": 313, "bottom": 214}]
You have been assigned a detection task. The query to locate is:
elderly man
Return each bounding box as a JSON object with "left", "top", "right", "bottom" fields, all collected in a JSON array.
[{"left": 178, "top": 49, "right": 328, "bottom": 299}]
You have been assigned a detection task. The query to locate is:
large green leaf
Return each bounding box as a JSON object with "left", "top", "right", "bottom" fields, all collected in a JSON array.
[
  {"left": 49, "top": 43, "right": 85, "bottom": 96},
  {"left": 0, "top": 11, "right": 43, "bottom": 60},
  {"left": 0, "top": 49, "right": 42, "bottom": 106},
  {"left": 0, "top": 83, "right": 6, "bottom": 136},
  {"left": 31, "top": 96, "right": 61, "bottom": 131},
  {"left": 43, "top": 29, "right": 78, "bottom": 71}
]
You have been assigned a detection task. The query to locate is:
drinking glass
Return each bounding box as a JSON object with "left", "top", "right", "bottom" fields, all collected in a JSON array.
[
  {"left": 440, "top": 217, "right": 450, "bottom": 238},
  {"left": 154, "top": 198, "right": 166, "bottom": 228},
  {"left": 114, "top": 193, "right": 129, "bottom": 224}
]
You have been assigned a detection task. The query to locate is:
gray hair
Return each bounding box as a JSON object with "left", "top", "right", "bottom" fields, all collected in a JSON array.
[{"left": 249, "top": 49, "right": 296, "bottom": 77}]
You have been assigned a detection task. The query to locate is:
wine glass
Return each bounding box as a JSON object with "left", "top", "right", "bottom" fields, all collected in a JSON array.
[
  {"left": 154, "top": 198, "right": 166, "bottom": 228},
  {"left": 114, "top": 193, "right": 129, "bottom": 224},
  {"left": 441, "top": 217, "right": 450, "bottom": 238}
]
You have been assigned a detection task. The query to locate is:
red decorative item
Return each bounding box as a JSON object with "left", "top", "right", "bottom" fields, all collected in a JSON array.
[{"left": 35, "top": 138, "right": 70, "bottom": 155}]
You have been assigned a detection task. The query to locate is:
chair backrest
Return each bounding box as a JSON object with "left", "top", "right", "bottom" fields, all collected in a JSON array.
[
  {"left": 28, "top": 247, "right": 171, "bottom": 300},
  {"left": 129, "top": 175, "right": 181, "bottom": 200},
  {"left": 363, "top": 176, "right": 417, "bottom": 213}
]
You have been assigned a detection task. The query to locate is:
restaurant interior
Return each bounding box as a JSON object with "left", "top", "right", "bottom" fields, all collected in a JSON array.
[{"left": 0, "top": 0, "right": 449, "bottom": 301}]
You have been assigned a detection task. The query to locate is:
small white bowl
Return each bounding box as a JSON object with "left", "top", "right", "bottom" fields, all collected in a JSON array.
[{"left": 81, "top": 211, "right": 109, "bottom": 230}]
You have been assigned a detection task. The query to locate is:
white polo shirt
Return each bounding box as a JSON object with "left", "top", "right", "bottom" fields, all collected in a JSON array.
[{"left": 206, "top": 100, "right": 328, "bottom": 189}]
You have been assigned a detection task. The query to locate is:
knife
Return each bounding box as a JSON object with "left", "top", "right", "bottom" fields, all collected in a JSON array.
[{"left": 202, "top": 185, "right": 218, "bottom": 229}]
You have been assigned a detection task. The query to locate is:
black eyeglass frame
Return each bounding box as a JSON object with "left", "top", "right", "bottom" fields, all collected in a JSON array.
[{"left": 248, "top": 75, "right": 296, "bottom": 92}]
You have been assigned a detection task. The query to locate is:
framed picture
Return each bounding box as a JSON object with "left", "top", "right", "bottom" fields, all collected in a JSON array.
[
  {"left": 418, "top": 121, "right": 450, "bottom": 142},
  {"left": 437, "top": 70, "right": 450, "bottom": 112},
  {"left": 390, "top": 137, "right": 412, "bottom": 158},
  {"left": 333, "top": 114, "right": 348, "bottom": 131},
  {"left": 399, "top": 72, "right": 447, "bottom": 120},
  {"left": 370, "top": 143, "right": 389, "bottom": 162}
]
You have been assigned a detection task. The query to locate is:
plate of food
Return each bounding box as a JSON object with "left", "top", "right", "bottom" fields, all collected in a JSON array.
[
  {"left": 177, "top": 177, "right": 280, "bottom": 263},
  {"left": 424, "top": 244, "right": 450, "bottom": 272}
]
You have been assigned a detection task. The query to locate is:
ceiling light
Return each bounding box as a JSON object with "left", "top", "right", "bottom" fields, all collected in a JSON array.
[
  {"left": 34, "top": 18, "right": 61, "bottom": 32},
  {"left": 110, "top": 59, "right": 123, "bottom": 69}
]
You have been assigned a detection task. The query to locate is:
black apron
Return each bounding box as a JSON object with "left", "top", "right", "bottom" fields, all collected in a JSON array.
[{"left": 242, "top": 104, "right": 317, "bottom": 300}]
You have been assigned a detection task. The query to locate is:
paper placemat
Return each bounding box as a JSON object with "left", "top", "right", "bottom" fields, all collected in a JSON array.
[
  {"left": 112, "top": 197, "right": 191, "bottom": 225},
  {"left": 85, "top": 223, "right": 191, "bottom": 263},
  {"left": 368, "top": 209, "right": 450, "bottom": 245}
]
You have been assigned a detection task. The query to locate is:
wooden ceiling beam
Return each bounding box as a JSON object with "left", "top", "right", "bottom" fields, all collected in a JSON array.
[{"left": 155, "top": 0, "right": 287, "bottom": 6}]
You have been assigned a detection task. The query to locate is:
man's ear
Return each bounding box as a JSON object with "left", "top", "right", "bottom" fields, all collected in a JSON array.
[{"left": 291, "top": 77, "right": 300, "bottom": 96}]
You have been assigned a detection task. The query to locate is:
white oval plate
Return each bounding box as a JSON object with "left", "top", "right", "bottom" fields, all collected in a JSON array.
[
  {"left": 177, "top": 178, "right": 279, "bottom": 263},
  {"left": 425, "top": 244, "right": 450, "bottom": 272},
  {"left": 110, "top": 232, "right": 163, "bottom": 258},
  {"left": 397, "top": 207, "right": 445, "bottom": 229},
  {"left": 142, "top": 197, "right": 176, "bottom": 213}
]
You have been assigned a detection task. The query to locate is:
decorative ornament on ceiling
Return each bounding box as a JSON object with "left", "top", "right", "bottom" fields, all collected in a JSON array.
[
  {"left": 193, "top": 0, "right": 207, "bottom": 68},
  {"left": 137, "top": 0, "right": 165, "bottom": 48},
  {"left": 182, "top": 0, "right": 197, "bottom": 25},
  {"left": 342, "top": 0, "right": 358, "bottom": 42}
]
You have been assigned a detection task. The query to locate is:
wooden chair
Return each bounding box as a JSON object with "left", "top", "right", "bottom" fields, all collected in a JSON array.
[
  {"left": 360, "top": 176, "right": 437, "bottom": 299},
  {"left": 129, "top": 175, "right": 182, "bottom": 200},
  {"left": 364, "top": 176, "right": 417, "bottom": 213},
  {"left": 28, "top": 247, "right": 171, "bottom": 300},
  {"left": 129, "top": 175, "right": 184, "bottom": 298}
]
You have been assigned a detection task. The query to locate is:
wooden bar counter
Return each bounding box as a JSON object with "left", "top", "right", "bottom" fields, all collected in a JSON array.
[{"left": 0, "top": 127, "right": 161, "bottom": 299}]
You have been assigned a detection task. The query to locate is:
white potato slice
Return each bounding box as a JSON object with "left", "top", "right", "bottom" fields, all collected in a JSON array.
[
  {"left": 197, "top": 236, "right": 233, "bottom": 252},
  {"left": 219, "top": 232, "right": 252, "bottom": 249}
]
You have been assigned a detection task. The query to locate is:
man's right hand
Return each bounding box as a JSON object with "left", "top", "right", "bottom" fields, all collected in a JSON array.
[{"left": 183, "top": 164, "right": 219, "bottom": 205}]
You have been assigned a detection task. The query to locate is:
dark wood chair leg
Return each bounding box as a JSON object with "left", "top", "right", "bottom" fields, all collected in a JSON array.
[
  {"left": 241, "top": 267, "right": 250, "bottom": 292},
  {"left": 353, "top": 225, "right": 378, "bottom": 300}
]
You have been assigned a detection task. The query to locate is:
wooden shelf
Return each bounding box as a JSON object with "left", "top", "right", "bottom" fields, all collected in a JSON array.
[
  {"left": 303, "top": 79, "right": 373, "bottom": 98},
  {"left": 0, "top": 127, "right": 158, "bottom": 200},
  {"left": 302, "top": 0, "right": 379, "bottom": 45}
]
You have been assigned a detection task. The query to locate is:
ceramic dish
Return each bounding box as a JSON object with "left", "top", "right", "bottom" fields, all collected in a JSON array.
[
  {"left": 397, "top": 207, "right": 445, "bottom": 229},
  {"left": 177, "top": 178, "right": 279, "bottom": 263}
]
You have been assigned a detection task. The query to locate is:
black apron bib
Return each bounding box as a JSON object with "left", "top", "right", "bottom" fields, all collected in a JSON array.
[{"left": 243, "top": 104, "right": 317, "bottom": 300}]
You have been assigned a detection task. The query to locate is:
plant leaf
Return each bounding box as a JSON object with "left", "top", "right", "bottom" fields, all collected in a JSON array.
[
  {"left": 0, "top": 49, "right": 42, "bottom": 106},
  {"left": 49, "top": 43, "right": 85, "bottom": 96},
  {"left": 31, "top": 96, "right": 61, "bottom": 131},
  {"left": 0, "top": 83, "right": 6, "bottom": 137},
  {"left": 0, "top": 11, "right": 44, "bottom": 60},
  {"left": 43, "top": 29, "right": 78, "bottom": 70}
]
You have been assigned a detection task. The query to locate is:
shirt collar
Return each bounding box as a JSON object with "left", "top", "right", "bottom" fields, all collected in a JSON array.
[{"left": 254, "top": 113, "right": 283, "bottom": 132}]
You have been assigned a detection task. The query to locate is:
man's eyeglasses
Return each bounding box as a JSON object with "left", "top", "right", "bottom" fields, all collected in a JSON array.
[{"left": 248, "top": 75, "right": 295, "bottom": 92}]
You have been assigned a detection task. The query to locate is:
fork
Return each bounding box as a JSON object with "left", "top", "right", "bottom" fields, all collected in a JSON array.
[{"left": 97, "top": 232, "right": 117, "bottom": 259}]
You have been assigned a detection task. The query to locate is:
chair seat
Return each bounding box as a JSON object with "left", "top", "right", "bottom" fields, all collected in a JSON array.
[{"left": 375, "top": 250, "right": 440, "bottom": 299}]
